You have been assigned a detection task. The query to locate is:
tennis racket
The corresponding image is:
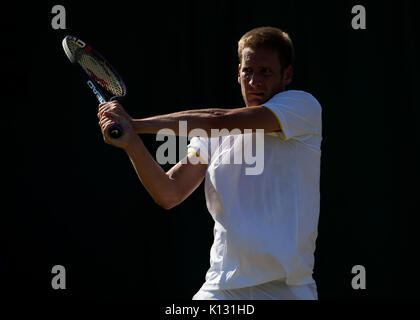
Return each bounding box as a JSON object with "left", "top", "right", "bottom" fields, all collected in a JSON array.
[{"left": 62, "top": 35, "right": 127, "bottom": 139}]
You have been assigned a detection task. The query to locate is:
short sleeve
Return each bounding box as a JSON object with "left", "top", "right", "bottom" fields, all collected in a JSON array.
[
  {"left": 187, "top": 136, "right": 210, "bottom": 164},
  {"left": 262, "top": 90, "right": 322, "bottom": 140}
]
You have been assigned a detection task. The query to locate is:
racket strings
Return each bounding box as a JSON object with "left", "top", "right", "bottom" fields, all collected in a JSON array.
[{"left": 66, "top": 39, "right": 124, "bottom": 96}]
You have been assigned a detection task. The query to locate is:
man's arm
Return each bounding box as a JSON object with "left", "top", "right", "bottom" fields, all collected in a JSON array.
[
  {"left": 132, "top": 106, "right": 281, "bottom": 136},
  {"left": 125, "top": 137, "right": 207, "bottom": 210},
  {"left": 98, "top": 103, "right": 281, "bottom": 136},
  {"left": 98, "top": 108, "right": 207, "bottom": 210}
]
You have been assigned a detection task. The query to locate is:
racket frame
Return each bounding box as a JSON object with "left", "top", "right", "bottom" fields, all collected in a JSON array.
[{"left": 62, "top": 35, "right": 127, "bottom": 138}]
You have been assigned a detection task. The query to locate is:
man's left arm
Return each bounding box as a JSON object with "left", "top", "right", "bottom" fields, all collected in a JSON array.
[{"left": 130, "top": 105, "right": 281, "bottom": 137}]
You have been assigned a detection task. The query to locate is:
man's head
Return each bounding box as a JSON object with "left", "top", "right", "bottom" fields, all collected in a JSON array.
[{"left": 237, "top": 26, "right": 294, "bottom": 107}]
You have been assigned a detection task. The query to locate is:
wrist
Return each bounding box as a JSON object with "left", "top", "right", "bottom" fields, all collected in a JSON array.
[
  {"left": 132, "top": 119, "right": 146, "bottom": 134},
  {"left": 123, "top": 134, "right": 142, "bottom": 154}
]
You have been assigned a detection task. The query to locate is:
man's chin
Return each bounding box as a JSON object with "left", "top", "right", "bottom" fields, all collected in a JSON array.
[{"left": 247, "top": 97, "right": 268, "bottom": 107}]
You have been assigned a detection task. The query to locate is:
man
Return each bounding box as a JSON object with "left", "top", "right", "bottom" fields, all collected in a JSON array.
[{"left": 97, "top": 26, "right": 322, "bottom": 300}]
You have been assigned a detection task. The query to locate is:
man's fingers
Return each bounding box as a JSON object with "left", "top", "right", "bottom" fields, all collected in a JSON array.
[
  {"left": 99, "top": 114, "right": 110, "bottom": 126},
  {"left": 99, "top": 111, "right": 118, "bottom": 122},
  {"left": 99, "top": 101, "right": 120, "bottom": 110},
  {"left": 100, "top": 115, "right": 116, "bottom": 128},
  {"left": 100, "top": 118, "right": 113, "bottom": 128},
  {"left": 97, "top": 104, "right": 110, "bottom": 118},
  {"left": 103, "top": 111, "right": 119, "bottom": 120},
  {"left": 97, "top": 101, "right": 123, "bottom": 119},
  {"left": 99, "top": 112, "right": 120, "bottom": 135}
]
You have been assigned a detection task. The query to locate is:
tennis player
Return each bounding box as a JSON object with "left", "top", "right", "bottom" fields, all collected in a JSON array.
[{"left": 97, "top": 27, "right": 322, "bottom": 300}]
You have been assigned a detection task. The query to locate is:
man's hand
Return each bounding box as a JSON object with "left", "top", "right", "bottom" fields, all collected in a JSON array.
[{"left": 97, "top": 101, "right": 137, "bottom": 149}]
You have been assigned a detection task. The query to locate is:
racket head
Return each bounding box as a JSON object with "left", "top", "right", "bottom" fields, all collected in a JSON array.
[{"left": 62, "top": 35, "right": 127, "bottom": 100}]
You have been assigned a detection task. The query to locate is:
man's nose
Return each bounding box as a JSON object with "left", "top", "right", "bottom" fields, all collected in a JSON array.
[{"left": 249, "top": 73, "right": 263, "bottom": 87}]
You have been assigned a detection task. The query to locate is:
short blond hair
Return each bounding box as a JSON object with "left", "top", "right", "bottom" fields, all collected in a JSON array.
[{"left": 238, "top": 26, "right": 294, "bottom": 70}]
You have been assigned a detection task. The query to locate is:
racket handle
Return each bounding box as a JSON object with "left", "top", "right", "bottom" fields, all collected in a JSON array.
[{"left": 108, "top": 124, "right": 123, "bottom": 139}]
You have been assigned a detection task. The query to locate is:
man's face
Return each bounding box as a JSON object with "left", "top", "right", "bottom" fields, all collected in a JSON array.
[{"left": 238, "top": 47, "right": 292, "bottom": 107}]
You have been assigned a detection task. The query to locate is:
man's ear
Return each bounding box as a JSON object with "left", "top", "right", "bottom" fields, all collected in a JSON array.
[
  {"left": 238, "top": 64, "right": 241, "bottom": 84},
  {"left": 283, "top": 65, "right": 293, "bottom": 86}
]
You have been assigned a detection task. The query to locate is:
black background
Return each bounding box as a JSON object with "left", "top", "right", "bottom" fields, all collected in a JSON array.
[{"left": 2, "top": 0, "right": 419, "bottom": 302}]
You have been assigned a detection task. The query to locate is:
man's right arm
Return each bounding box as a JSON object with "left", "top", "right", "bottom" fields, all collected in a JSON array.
[
  {"left": 98, "top": 103, "right": 208, "bottom": 210},
  {"left": 124, "top": 136, "right": 207, "bottom": 210}
]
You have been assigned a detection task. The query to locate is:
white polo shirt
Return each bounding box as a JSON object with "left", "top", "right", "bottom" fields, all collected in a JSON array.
[{"left": 187, "top": 90, "right": 322, "bottom": 290}]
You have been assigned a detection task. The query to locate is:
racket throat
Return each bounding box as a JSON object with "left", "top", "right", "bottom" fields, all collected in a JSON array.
[{"left": 87, "top": 80, "right": 106, "bottom": 103}]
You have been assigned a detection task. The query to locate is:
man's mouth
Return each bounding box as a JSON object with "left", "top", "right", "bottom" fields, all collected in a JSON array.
[{"left": 248, "top": 91, "right": 265, "bottom": 97}]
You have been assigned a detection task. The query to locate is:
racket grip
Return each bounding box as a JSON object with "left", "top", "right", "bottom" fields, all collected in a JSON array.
[{"left": 108, "top": 124, "right": 123, "bottom": 139}]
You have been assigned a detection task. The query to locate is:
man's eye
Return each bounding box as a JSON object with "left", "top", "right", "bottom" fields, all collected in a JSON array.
[{"left": 262, "top": 68, "right": 272, "bottom": 75}]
